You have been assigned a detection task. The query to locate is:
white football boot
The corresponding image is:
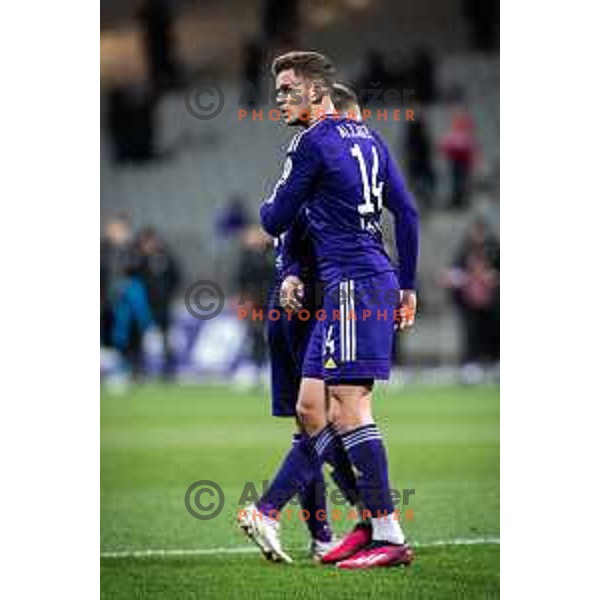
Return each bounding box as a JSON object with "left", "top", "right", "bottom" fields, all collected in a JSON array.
[
  {"left": 237, "top": 504, "right": 292, "bottom": 564},
  {"left": 310, "top": 538, "right": 338, "bottom": 562}
]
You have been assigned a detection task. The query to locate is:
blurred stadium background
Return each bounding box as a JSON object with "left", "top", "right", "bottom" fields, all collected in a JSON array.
[
  {"left": 100, "top": 2, "right": 499, "bottom": 597},
  {"left": 100, "top": 0, "right": 499, "bottom": 385}
]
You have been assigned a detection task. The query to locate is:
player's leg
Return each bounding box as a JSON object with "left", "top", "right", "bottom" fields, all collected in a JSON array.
[
  {"left": 253, "top": 428, "right": 335, "bottom": 559},
  {"left": 259, "top": 313, "right": 358, "bottom": 521},
  {"left": 300, "top": 392, "right": 372, "bottom": 564},
  {"left": 244, "top": 413, "right": 324, "bottom": 561},
  {"left": 239, "top": 314, "right": 298, "bottom": 562},
  {"left": 327, "top": 382, "right": 412, "bottom": 568},
  {"left": 240, "top": 315, "right": 332, "bottom": 561},
  {"left": 296, "top": 377, "right": 359, "bottom": 507},
  {"left": 297, "top": 325, "right": 360, "bottom": 508},
  {"left": 294, "top": 318, "right": 364, "bottom": 545},
  {"left": 296, "top": 283, "right": 373, "bottom": 515},
  {"left": 251, "top": 378, "right": 325, "bottom": 527},
  {"left": 270, "top": 316, "right": 335, "bottom": 553},
  {"left": 327, "top": 393, "right": 365, "bottom": 509},
  {"left": 289, "top": 321, "right": 336, "bottom": 556},
  {"left": 321, "top": 274, "right": 413, "bottom": 568},
  {"left": 242, "top": 428, "right": 322, "bottom": 563},
  {"left": 292, "top": 313, "right": 338, "bottom": 532},
  {"left": 297, "top": 438, "right": 334, "bottom": 559},
  {"left": 245, "top": 318, "right": 357, "bottom": 549}
]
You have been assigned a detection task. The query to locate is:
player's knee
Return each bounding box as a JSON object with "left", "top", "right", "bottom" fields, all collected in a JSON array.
[
  {"left": 295, "top": 397, "right": 309, "bottom": 421},
  {"left": 296, "top": 398, "right": 321, "bottom": 430},
  {"left": 328, "top": 384, "right": 373, "bottom": 430},
  {"left": 296, "top": 378, "right": 326, "bottom": 431}
]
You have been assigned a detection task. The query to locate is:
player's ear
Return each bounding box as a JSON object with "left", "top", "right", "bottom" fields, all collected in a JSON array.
[{"left": 309, "top": 79, "right": 326, "bottom": 104}]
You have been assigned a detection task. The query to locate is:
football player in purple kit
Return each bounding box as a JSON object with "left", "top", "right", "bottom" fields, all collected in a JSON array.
[
  {"left": 238, "top": 85, "right": 364, "bottom": 563},
  {"left": 245, "top": 51, "right": 419, "bottom": 569}
]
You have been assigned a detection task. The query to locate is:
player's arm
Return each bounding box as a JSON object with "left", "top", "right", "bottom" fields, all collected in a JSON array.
[
  {"left": 259, "top": 134, "right": 321, "bottom": 236},
  {"left": 281, "top": 207, "right": 312, "bottom": 278},
  {"left": 383, "top": 149, "right": 420, "bottom": 329}
]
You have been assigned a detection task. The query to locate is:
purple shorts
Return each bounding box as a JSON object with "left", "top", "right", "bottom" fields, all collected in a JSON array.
[{"left": 302, "top": 271, "right": 400, "bottom": 382}]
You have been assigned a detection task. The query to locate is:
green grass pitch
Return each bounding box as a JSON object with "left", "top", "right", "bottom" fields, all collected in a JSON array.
[{"left": 101, "top": 383, "right": 499, "bottom": 599}]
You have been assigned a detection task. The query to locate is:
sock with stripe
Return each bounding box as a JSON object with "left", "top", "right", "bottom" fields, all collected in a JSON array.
[
  {"left": 257, "top": 433, "right": 318, "bottom": 517},
  {"left": 299, "top": 451, "right": 332, "bottom": 543},
  {"left": 340, "top": 424, "right": 405, "bottom": 544},
  {"left": 321, "top": 424, "right": 361, "bottom": 508},
  {"left": 309, "top": 423, "right": 360, "bottom": 507}
]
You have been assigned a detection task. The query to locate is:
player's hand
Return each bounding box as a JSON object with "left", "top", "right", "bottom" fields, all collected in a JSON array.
[
  {"left": 397, "top": 289, "right": 417, "bottom": 331},
  {"left": 280, "top": 275, "right": 304, "bottom": 313}
]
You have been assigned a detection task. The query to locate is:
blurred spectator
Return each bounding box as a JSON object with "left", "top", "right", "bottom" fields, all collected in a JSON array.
[
  {"left": 404, "top": 115, "right": 436, "bottom": 211},
  {"left": 137, "top": 0, "right": 180, "bottom": 90},
  {"left": 439, "top": 111, "right": 477, "bottom": 209},
  {"left": 101, "top": 215, "right": 153, "bottom": 377},
  {"left": 212, "top": 195, "right": 251, "bottom": 288},
  {"left": 409, "top": 47, "right": 436, "bottom": 103},
  {"left": 236, "top": 226, "right": 274, "bottom": 371},
  {"left": 135, "top": 228, "right": 181, "bottom": 378},
  {"left": 111, "top": 274, "right": 154, "bottom": 379},
  {"left": 356, "top": 50, "right": 392, "bottom": 105},
  {"left": 101, "top": 214, "right": 134, "bottom": 346},
  {"left": 215, "top": 195, "right": 250, "bottom": 238},
  {"left": 440, "top": 219, "right": 500, "bottom": 368},
  {"left": 453, "top": 218, "right": 500, "bottom": 275},
  {"left": 106, "top": 79, "right": 156, "bottom": 164}
]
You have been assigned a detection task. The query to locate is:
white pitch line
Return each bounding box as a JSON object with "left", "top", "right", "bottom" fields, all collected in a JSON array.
[
  {"left": 101, "top": 547, "right": 259, "bottom": 559},
  {"left": 100, "top": 537, "right": 499, "bottom": 559},
  {"left": 417, "top": 537, "right": 500, "bottom": 547}
]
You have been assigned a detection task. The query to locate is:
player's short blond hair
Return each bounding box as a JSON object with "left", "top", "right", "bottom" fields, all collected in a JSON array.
[{"left": 271, "top": 51, "right": 336, "bottom": 88}]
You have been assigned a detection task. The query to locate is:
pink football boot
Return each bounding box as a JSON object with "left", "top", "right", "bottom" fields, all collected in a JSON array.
[{"left": 320, "top": 524, "right": 372, "bottom": 564}]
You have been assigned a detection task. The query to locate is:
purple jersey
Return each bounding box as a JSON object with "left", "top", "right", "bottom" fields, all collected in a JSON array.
[
  {"left": 273, "top": 208, "right": 315, "bottom": 286},
  {"left": 260, "top": 116, "right": 419, "bottom": 290}
]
